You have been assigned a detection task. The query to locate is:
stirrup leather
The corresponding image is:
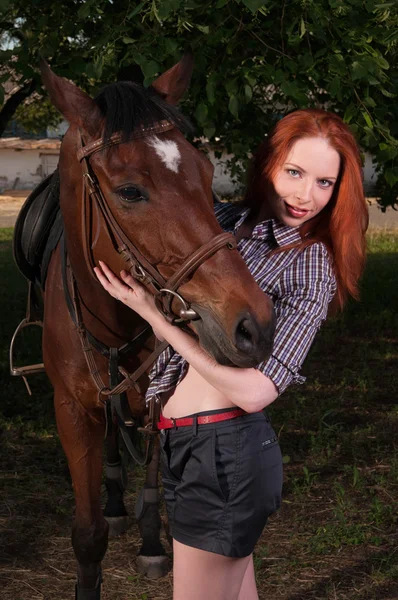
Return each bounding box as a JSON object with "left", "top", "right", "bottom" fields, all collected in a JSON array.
[{"left": 9, "top": 281, "right": 45, "bottom": 395}]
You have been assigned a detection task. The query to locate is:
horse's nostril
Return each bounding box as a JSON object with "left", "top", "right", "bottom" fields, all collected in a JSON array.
[
  {"left": 234, "top": 316, "right": 260, "bottom": 351},
  {"left": 237, "top": 319, "right": 253, "bottom": 342}
]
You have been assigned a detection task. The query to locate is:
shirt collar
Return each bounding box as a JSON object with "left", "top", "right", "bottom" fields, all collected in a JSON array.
[{"left": 234, "top": 209, "right": 302, "bottom": 247}]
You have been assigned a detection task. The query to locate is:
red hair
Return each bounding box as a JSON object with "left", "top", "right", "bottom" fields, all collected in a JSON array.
[{"left": 244, "top": 109, "right": 369, "bottom": 311}]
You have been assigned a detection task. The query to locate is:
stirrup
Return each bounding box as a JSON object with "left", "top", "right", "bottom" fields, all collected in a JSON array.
[{"left": 9, "top": 318, "right": 45, "bottom": 395}]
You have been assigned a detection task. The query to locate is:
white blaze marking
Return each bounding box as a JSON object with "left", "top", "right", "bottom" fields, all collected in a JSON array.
[{"left": 147, "top": 136, "right": 181, "bottom": 173}]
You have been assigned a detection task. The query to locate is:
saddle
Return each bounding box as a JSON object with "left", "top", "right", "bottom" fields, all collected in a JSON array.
[
  {"left": 11, "top": 169, "right": 63, "bottom": 391},
  {"left": 13, "top": 169, "right": 63, "bottom": 287}
]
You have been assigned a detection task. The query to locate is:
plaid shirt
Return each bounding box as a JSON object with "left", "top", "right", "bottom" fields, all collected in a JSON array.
[{"left": 146, "top": 201, "right": 336, "bottom": 402}]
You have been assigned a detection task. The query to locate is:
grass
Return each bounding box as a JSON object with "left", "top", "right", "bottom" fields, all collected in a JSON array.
[{"left": 0, "top": 228, "right": 397, "bottom": 599}]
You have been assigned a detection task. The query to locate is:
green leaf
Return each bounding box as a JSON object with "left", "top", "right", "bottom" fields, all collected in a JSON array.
[
  {"left": 225, "top": 79, "right": 238, "bottom": 97},
  {"left": 197, "top": 24, "right": 210, "bottom": 34},
  {"left": 362, "top": 111, "right": 373, "bottom": 129},
  {"left": 206, "top": 81, "right": 215, "bottom": 104},
  {"left": 127, "top": 1, "right": 146, "bottom": 19},
  {"left": 228, "top": 95, "right": 239, "bottom": 118},
  {"left": 85, "top": 63, "right": 97, "bottom": 79},
  {"left": 244, "top": 74, "right": 257, "bottom": 87},
  {"left": 77, "top": 1, "right": 92, "bottom": 20},
  {"left": 141, "top": 60, "right": 160, "bottom": 78},
  {"left": 157, "top": 2, "right": 173, "bottom": 20},
  {"left": 351, "top": 61, "right": 368, "bottom": 81},
  {"left": 364, "top": 96, "right": 376, "bottom": 108},
  {"left": 195, "top": 102, "right": 208, "bottom": 125},
  {"left": 344, "top": 104, "right": 357, "bottom": 124},
  {"left": 380, "top": 87, "right": 396, "bottom": 98},
  {"left": 377, "top": 144, "right": 398, "bottom": 160},
  {"left": 164, "top": 38, "right": 179, "bottom": 56},
  {"left": 375, "top": 55, "right": 390, "bottom": 70},
  {"left": 244, "top": 84, "right": 253, "bottom": 103},
  {"left": 122, "top": 37, "right": 135, "bottom": 44},
  {"left": 384, "top": 167, "right": 398, "bottom": 188},
  {"left": 384, "top": 29, "right": 398, "bottom": 44},
  {"left": 204, "top": 125, "right": 216, "bottom": 140},
  {"left": 70, "top": 58, "right": 88, "bottom": 76},
  {"left": 329, "top": 76, "right": 341, "bottom": 100},
  {"left": 300, "top": 18, "right": 306, "bottom": 39},
  {"left": 94, "top": 55, "right": 104, "bottom": 78},
  {"left": 133, "top": 54, "right": 146, "bottom": 66},
  {"left": 241, "top": 0, "right": 266, "bottom": 14},
  {"left": 0, "top": 0, "right": 11, "bottom": 12}
]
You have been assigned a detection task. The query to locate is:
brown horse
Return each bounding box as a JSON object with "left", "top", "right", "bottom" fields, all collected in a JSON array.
[{"left": 35, "top": 56, "right": 275, "bottom": 598}]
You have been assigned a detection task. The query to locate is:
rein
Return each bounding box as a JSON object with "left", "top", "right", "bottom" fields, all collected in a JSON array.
[{"left": 63, "top": 120, "right": 237, "bottom": 463}]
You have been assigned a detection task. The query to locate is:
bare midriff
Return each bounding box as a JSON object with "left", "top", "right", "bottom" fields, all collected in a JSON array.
[{"left": 161, "top": 365, "right": 236, "bottom": 419}]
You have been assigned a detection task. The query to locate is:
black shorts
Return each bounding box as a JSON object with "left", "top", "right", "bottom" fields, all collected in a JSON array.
[{"left": 160, "top": 408, "right": 283, "bottom": 558}]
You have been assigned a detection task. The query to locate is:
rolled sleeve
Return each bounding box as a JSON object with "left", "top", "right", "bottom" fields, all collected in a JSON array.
[{"left": 256, "top": 243, "right": 336, "bottom": 395}]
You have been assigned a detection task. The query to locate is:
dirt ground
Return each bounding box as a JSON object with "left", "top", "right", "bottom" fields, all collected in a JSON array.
[{"left": 1, "top": 191, "right": 397, "bottom": 229}]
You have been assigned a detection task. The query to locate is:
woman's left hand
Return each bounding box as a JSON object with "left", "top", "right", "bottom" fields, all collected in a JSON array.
[{"left": 94, "top": 261, "right": 158, "bottom": 323}]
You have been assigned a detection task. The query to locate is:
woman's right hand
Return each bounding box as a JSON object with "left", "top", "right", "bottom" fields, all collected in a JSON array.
[{"left": 94, "top": 261, "right": 162, "bottom": 326}]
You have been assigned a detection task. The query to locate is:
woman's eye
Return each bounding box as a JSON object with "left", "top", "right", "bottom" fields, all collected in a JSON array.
[
  {"left": 117, "top": 186, "right": 147, "bottom": 202},
  {"left": 319, "top": 179, "right": 333, "bottom": 188},
  {"left": 288, "top": 169, "right": 300, "bottom": 177}
]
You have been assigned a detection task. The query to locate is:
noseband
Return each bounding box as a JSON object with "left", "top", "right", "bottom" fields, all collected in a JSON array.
[{"left": 77, "top": 121, "right": 237, "bottom": 325}]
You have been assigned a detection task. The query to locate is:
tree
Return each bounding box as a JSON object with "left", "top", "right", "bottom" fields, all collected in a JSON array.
[{"left": 1, "top": 0, "right": 397, "bottom": 208}]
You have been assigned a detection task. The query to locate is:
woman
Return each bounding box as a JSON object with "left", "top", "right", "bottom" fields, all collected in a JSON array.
[{"left": 95, "top": 109, "right": 368, "bottom": 599}]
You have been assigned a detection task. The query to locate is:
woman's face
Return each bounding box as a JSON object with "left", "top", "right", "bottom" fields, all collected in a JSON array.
[{"left": 268, "top": 136, "right": 341, "bottom": 227}]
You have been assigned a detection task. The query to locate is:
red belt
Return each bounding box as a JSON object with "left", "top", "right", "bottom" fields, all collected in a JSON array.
[{"left": 158, "top": 408, "right": 247, "bottom": 430}]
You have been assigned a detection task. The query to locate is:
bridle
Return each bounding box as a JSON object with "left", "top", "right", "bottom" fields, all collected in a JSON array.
[{"left": 76, "top": 119, "right": 237, "bottom": 325}]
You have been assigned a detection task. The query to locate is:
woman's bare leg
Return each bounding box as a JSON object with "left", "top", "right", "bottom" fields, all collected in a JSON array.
[
  {"left": 238, "top": 555, "right": 259, "bottom": 600},
  {"left": 173, "top": 539, "right": 253, "bottom": 600}
]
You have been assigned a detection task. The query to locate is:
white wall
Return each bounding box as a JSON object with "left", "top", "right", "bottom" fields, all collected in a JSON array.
[
  {"left": 210, "top": 150, "right": 378, "bottom": 197},
  {"left": 0, "top": 144, "right": 379, "bottom": 196},
  {"left": 0, "top": 149, "right": 45, "bottom": 191},
  {"left": 47, "top": 120, "right": 68, "bottom": 138}
]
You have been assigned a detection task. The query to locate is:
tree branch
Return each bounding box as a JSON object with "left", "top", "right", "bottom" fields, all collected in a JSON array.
[{"left": 0, "top": 79, "right": 36, "bottom": 137}]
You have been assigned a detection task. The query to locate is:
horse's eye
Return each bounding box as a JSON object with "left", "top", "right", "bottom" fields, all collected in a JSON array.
[{"left": 117, "top": 186, "right": 147, "bottom": 203}]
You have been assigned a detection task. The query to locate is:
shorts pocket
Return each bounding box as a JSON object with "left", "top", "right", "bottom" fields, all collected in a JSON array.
[
  {"left": 211, "top": 426, "right": 240, "bottom": 503},
  {"left": 159, "top": 431, "right": 176, "bottom": 481}
]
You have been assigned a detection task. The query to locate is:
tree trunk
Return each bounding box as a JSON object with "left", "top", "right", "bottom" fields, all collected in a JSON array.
[{"left": 0, "top": 79, "right": 36, "bottom": 137}]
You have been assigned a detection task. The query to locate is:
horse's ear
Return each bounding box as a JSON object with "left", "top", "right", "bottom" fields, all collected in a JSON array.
[
  {"left": 151, "top": 53, "right": 194, "bottom": 105},
  {"left": 40, "top": 60, "right": 102, "bottom": 138}
]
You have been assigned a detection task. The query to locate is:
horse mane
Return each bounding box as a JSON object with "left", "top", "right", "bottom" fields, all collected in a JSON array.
[{"left": 94, "top": 81, "right": 193, "bottom": 143}]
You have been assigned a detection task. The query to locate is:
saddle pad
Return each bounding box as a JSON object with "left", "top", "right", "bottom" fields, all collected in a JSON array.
[{"left": 13, "top": 169, "right": 63, "bottom": 286}]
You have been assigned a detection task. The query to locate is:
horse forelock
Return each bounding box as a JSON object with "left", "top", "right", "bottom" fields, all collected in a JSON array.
[{"left": 94, "top": 81, "right": 193, "bottom": 144}]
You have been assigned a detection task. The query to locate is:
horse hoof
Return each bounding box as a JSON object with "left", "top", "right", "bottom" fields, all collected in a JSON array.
[
  {"left": 136, "top": 555, "right": 170, "bottom": 579},
  {"left": 105, "top": 516, "right": 128, "bottom": 537}
]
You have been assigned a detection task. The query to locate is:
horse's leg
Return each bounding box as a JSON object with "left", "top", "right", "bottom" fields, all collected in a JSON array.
[
  {"left": 103, "top": 418, "right": 129, "bottom": 537},
  {"left": 55, "top": 390, "right": 108, "bottom": 599},
  {"left": 136, "top": 435, "right": 170, "bottom": 578}
]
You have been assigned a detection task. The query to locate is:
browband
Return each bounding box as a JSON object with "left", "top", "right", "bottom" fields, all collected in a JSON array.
[{"left": 77, "top": 119, "right": 175, "bottom": 161}]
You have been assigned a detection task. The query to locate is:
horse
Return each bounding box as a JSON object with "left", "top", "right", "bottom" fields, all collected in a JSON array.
[{"left": 14, "top": 55, "right": 276, "bottom": 599}]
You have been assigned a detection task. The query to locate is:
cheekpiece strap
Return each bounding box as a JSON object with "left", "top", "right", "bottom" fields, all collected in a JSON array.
[{"left": 77, "top": 120, "right": 174, "bottom": 161}]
